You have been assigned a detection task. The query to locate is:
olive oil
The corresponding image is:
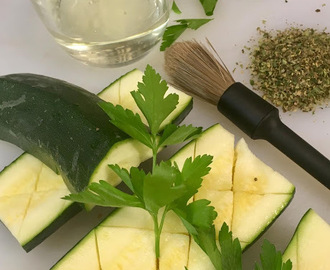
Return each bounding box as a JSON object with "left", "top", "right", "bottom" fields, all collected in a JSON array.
[{"left": 32, "top": 0, "right": 171, "bottom": 66}]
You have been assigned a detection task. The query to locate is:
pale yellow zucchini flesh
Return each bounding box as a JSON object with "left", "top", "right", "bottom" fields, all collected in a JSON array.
[
  {"left": 283, "top": 209, "right": 330, "bottom": 270},
  {"left": 52, "top": 123, "right": 295, "bottom": 269}
]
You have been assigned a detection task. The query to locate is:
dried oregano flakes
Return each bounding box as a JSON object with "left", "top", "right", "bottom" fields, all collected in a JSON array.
[{"left": 247, "top": 27, "right": 330, "bottom": 112}]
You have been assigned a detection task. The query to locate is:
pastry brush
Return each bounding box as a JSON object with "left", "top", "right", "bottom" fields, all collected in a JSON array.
[{"left": 164, "top": 40, "right": 330, "bottom": 189}]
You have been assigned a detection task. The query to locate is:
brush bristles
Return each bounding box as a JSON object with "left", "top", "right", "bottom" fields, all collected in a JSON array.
[{"left": 164, "top": 40, "right": 235, "bottom": 105}]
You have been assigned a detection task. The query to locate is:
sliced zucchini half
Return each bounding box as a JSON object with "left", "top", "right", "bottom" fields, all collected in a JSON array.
[
  {"left": 0, "top": 71, "right": 192, "bottom": 193},
  {"left": 51, "top": 207, "right": 190, "bottom": 270},
  {"left": 0, "top": 70, "right": 192, "bottom": 251},
  {"left": 0, "top": 153, "right": 81, "bottom": 252},
  {"left": 52, "top": 123, "right": 295, "bottom": 269},
  {"left": 283, "top": 209, "right": 330, "bottom": 270}
]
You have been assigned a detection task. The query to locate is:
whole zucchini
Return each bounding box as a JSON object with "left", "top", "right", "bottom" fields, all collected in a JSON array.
[{"left": 0, "top": 73, "right": 130, "bottom": 192}]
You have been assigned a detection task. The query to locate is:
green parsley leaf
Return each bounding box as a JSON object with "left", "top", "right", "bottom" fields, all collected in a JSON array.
[
  {"left": 184, "top": 199, "right": 217, "bottom": 229},
  {"left": 160, "top": 24, "right": 188, "bottom": 51},
  {"left": 129, "top": 167, "right": 146, "bottom": 202},
  {"left": 199, "top": 0, "right": 218, "bottom": 16},
  {"left": 174, "top": 201, "right": 222, "bottom": 269},
  {"left": 176, "top": 18, "right": 213, "bottom": 30},
  {"left": 158, "top": 124, "right": 202, "bottom": 147},
  {"left": 99, "top": 101, "right": 152, "bottom": 148},
  {"left": 173, "top": 198, "right": 217, "bottom": 239},
  {"left": 108, "top": 164, "right": 133, "bottom": 192},
  {"left": 254, "top": 240, "right": 292, "bottom": 270},
  {"left": 218, "top": 223, "right": 242, "bottom": 270},
  {"left": 107, "top": 165, "right": 146, "bottom": 203},
  {"left": 63, "top": 180, "right": 143, "bottom": 208},
  {"left": 172, "top": 1, "right": 182, "bottom": 14},
  {"left": 192, "top": 226, "right": 223, "bottom": 269},
  {"left": 131, "top": 65, "right": 179, "bottom": 135},
  {"left": 172, "top": 194, "right": 222, "bottom": 269},
  {"left": 143, "top": 161, "right": 186, "bottom": 213},
  {"left": 172, "top": 155, "right": 213, "bottom": 208},
  {"left": 160, "top": 19, "right": 212, "bottom": 51}
]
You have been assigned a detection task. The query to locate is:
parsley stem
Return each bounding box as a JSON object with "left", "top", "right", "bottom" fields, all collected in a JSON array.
[
  {"left": 150, "top": 132, "right": 161, "bottom": 263},
  {"left": 151, "top": 134, "right": 158, "bottom": 171},
  {"left": 152, "top": 149, "right": 157, "bottom": 171},
  {"left": 151, "top": 213, "right": 161, "bottom": 260},
  {"left": 159, "top": 205, "right": 169, "bottom": 235}
]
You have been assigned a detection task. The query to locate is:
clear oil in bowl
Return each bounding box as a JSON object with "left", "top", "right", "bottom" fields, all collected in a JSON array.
[{"left": 32, "top": 0, "right": 171, "bottom": 67}]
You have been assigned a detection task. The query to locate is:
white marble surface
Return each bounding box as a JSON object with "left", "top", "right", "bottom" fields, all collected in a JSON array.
[{"left": 0, "top": 0, "right": 329, "bottom": 269}]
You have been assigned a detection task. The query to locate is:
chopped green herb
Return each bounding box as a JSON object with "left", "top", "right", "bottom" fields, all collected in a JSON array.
[
  {"left": 176, "top": 19, "right": 213, "bottom": 30},
  {"left": 162, "top": 0, "right": 218, "bottom": 50},
  {"left": 247, "top": 27, "right": 330, "bottom": 112},
  {"left": 199, "top": 0, "right": 219, "bottom": 16},
  {"left": 160, "top": 24, "right": 187, "bottom": 51},
  {"left": 160, "top": 19, "right": 212, "bottom": 51},
  {"left": 172, "top": 1, "right": 182, "bottom": 14}
]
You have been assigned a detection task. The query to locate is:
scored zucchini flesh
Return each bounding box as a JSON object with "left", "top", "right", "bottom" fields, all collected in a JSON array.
[
  {"left": 0, "top": 153, "right": 81, "bottom": 252},
  {"left": 51, "top": 123, "right": 295, "bottom": 269},
  {"left": 0, "top": 69, "right": 193, "bottom": 251},
  {"left": 51, "top": 207, "right": 190, "bottom": 270},
  {"left": 283, "top": 209, "right": 330, "bottom": 270}
]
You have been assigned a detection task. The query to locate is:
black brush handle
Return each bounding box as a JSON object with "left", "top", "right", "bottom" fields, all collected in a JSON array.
[{"left": 218, "top": 82, "right": 330, "bottom": 189}]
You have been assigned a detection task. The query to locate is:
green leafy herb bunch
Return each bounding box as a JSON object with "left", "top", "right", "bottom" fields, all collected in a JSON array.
[
  {"left": 64, "top": 65, "right": 213, "bottom": 264},
  {"left": 64, "top": 65, "right": 292, "bottom": 270}
]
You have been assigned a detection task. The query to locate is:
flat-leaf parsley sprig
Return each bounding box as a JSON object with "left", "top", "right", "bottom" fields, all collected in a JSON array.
[
  {"left": 64, "top": 65, "right": 212, "bottom": 263},
  {"left": 64, "top": 65, "right": 292, "bottom": 270}
]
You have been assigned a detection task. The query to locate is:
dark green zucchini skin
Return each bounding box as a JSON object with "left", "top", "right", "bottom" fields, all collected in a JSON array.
[{"left": 0, "top": 74, "right": 129, "bottom": 192}]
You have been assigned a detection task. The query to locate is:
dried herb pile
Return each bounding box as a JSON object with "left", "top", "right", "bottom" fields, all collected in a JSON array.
[{"left": 247, "top": 27, "right": 330, "bottom": 112}]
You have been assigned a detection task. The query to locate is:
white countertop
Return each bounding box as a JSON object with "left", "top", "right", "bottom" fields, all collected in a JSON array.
[{"left": 0, "top": 1, "right": 329, "bottom": 269}]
